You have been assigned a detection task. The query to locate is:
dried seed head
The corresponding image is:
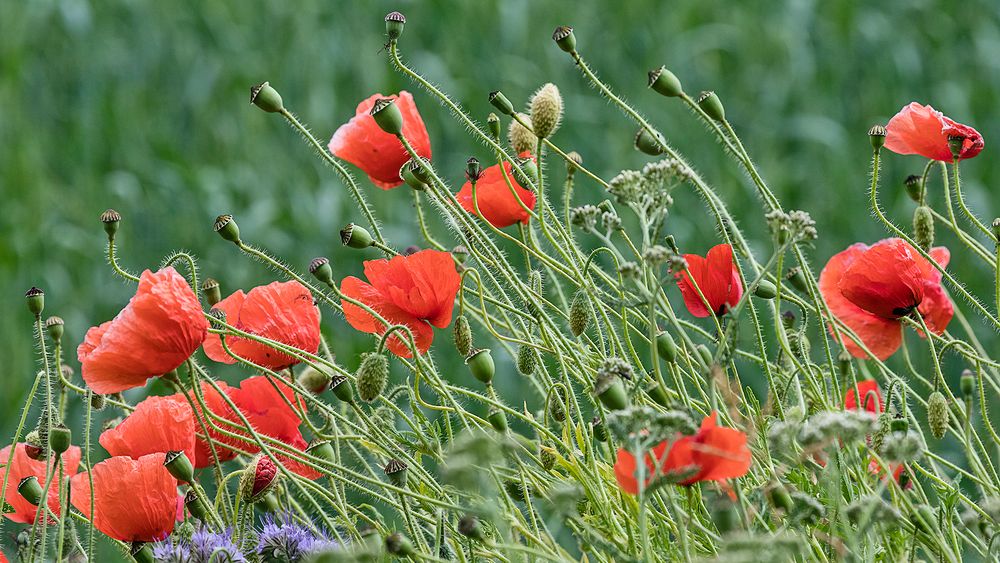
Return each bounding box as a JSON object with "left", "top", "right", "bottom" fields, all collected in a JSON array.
[
  {"left": 508, "top": 113, "right": 537, "bottom": 154},
  {"left": 308, "top": 257, "right": 334, "bottom": 285},
  {"left": 25, "top": 287, "right": 44, "bottom": 316},
  {"left": 912, "top": 206, "right": 934, "bottom": 251},
  {"left": 340, "top": 223, "right": 374, "bottom": 249},
  {"left": 356, "top": 352, "right": 389, "bottom": 402},
  {"left": 530, "top": 83, "right": 563, "bottom": 139},
  {"left": 927, "top": 391, "right": 949, "bottom": 439},
  {"left": 45, "top": 316, "right": 64, "bottom": 342},
  {"left": 568, "top": 289, "right": 590, "bottom": 337},
  {"left": 370, "top": 97, "right": 403, "bottom": 136},
  {"left": 249, "top": 81, "right": 284, "bottom": 113},
  {"left": 904, "top": 174, "right": 922, "bottom": 202}
]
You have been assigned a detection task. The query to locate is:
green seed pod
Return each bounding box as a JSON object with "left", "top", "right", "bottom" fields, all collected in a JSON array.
[
  {"left": 298, "top": 365, "right": 332, "bottom": 395},
  {"left": 465, "top": 157, "right": 482, "bottom": 183},
  {"left": 329, "top": 375, "right": 355, "bottom": 404},
  {"left": 890, "top": 417, "right": 909, "bottom": 433},
  {"left": 385, "top": 532, "right": 415, "bottom": 557},
  {"left": 130, "top": 542, "right": 155, "bottom": 563},
  {"left": 201, "top": 278, "right": 222, "bottom": 306},
  {"left": 249, "top": 81, "right": 284, "bottom": 113},
  {"left": 308, "top": 257, "right": 334, "bottom": 285},
  {"left": 399, "top": 159, "right": 428, "bottom": 191},
  {"left": 868, "top": 125, "right": 887, "bottom": 151},
  {"left": 766, "top": 484, "right": 794, "bottom": 513},
  {"left": 539, "top": 443, "right": 557, "bottom": 471},
  {"left": 487, "top": 408, "right": 508, "bottom": 433},
  {"left": 458, "top": 514, "right": 486, "bottom": 541},
  {"left": 453, "top": 314, "right": 472, "bottom": 357},
  {"left": 487, "top": 112, "right": 501, "bottom": 141},
  {"left": 904, "top": 175, "right": 922, "bottom": 202},
  {"left": 656, "top": 331, "right": 677, "bottom": 363},
  {"left": 90, "top": 393, "right": 106, "bottom": 411},
  {"left": 785, "top": 267, "right": 808, "bottom": 293},
  {"left": 696, "top": 344, "right": 713, "bottom": 368},
  {"left": 508, "top": 113, "right": 537, "bottom": 154},
  {"left": 466, "top": 349, "right": 495, "bottom": 384},
  {"left": 645, "top": 381, "right": 670, "bottom": 407},
  {"left": 45, "top": 316, "right": 64, "bottom": 343},
  {"left": 370, "top": 97, "right": 404, "bottom": 136},
  {"left": 634, "top": 128, "right": 666, "bottom": 156},
  {"left": 591, "top": 417, "right": 607, "bottom": 442},
  {"left": 754, "top": 279, "right": 777, "bottom": 299},
  {"left": 184, "top": 490, "right": 208, "bottom": 522},
  {"left": 213, "top": 214, "right": 241, "bottom": 244},
  {"left": 530, "top": 83, "right": 563, "bottom": 139},
  {"left": 356, "top": 353, "right": 389, "bottom": 403},
  {"left": 911, "top": 504, "right": 936, "bottom": 535},
  {"left": 551, "top": 26, "right": 576, "bottom": 53},
  {"left": 947, "top": 135, "right": 965, "bottom": 159},
  {"left": 488, "top": 90, "right": 515, "bottom": 116},
  {"left": 912, "top": 206, "right": 934, "bottom": 251},
  {"left": 383, "top": 459, "right": 408, "bottom": 488},
  {"left": 340, "top": 223, "right": 374, "bottom": 249},
  {"left": 306, "top": 440, "right": 336, "bottom": 463},
  {"left": 384, "top": 11, "right": 405, "bottom": 41},
  {"left": 164, "top": 450, "right": 195, "bottom": 483},
  {"left": 696, "top": 91, "right": 726, "bottom": 122},
  {"left": 648, "top": 66, "right": 683, "bottom": 97},
  {"left": 100, "top": 209, "right": 121, "bottom": 239},
  {"left": 593, "top": 373, "right": 627, "bottom": 411},
  {"left": 503, "top": 479, "right": 533, "bottom": 502},
  {"left": 17, "top": 476, "right": 43, "bottom": 506},
  {"left": 48, "top": 424, "right": 71, "bottom": 456},
  {"left": 566, "top": 151, "right": 583, "bottom": 177},
  {"left": 25, "top": 287, "right": 44, "bottom": 317},
  {"left": 516, "top": 344, "right": 537, "bottom": 376},
  {"left": 927, "top": 391, "right": 949, "bottom": 439},
  {"left": 548, "top": 387, "right": 567, "bottom": 423},
  {"left": 960, "top": 369, "right": 975, "bottom": 398},
  {"left": 568, "top": 290, "right": 590, "bottom": 337}
]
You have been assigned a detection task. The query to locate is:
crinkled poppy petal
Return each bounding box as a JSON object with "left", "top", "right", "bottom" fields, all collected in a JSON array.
[
  {"left": 941, "top": 116, "right": 984, "bottom": 160},
  {"left": 676, "top": 244, "right": 739, "bottom": 317},
  {"left": 365, "top": 250, "right": 460, "bottom": 328},
  {"left": 840, "top": 239, "right": 926, "bottom": 319},
  {"left": 885, "top": 102, "right": 955, "bottom": 161},
  {"left": 706, "top": 244, "right": 743, "bottom": 312},
  {"left": 340, "top": 276, "right": 433, "bottom": 358},
  {"left": 819, "top": 243, "right": 902, "bottom": 360},
  {"left": 78, "top": 268, "right": 208, "bottom": 394},
  {"left": 99, "top": 395, "right": 197, "bottom": 465},
  {"left": 676, "top": 255, "right": 712, "bottom": 318},
  {"left": 844, "top": 380, "right": 883, "bottom": 414},
  {"left": 690, "top": 426, "right": 752, "bottom": 483},
  {"left": 71, "top": 453, "right": 177, "bottom": 542},
  {"left": 456, "top": 159, "right": 537, "bottom": 227},
  {"left": 613, "top": 441, "right": 669, "bottom": 495},
  {"left": 327, "top": 92, "right": 431, "bottom": 189},
  {"left": 917, "top": 283, "right": 954, "bottom": 336},
  {"left": 663, "top": 435, "right": 698, "bottom": 484},
  {"left": 0, "top": 444, "right": 81, "bottom": 524},
  {"left": 201, "top": 290, "right": 246, "bottom": 365}
]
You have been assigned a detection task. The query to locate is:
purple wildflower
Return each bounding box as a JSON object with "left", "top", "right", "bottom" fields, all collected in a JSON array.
[
  {"left": 256, "top": 513, "right": 339, "bottom": 561},
  {"left": 151, "top": 525, "right": 246, "bottom": 563}
]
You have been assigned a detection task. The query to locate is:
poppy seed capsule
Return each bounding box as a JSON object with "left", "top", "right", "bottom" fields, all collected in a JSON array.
[
  {"left": 298, "top": 365, "right": 332, "bottom": 394},
  {"left": 488, "top": 90, "right": 515, "bottom": 116},
  {"left": 992, "top": 218, "right": 1000, "bottom": 242},
  {"left": 184, "top": 489, "right": 208, "bottom": 522},
  {"left": 45, "top": 316, "right": 64, "bottom": 343},
  {"left": 696, "top": 91, "right": 725, "bottom": 122},
  {"left": 385, "top": 532, "right": 415, "bottom": 556},
  {"left": 516, "top": 344, "right": 537, "bottom": 375},
  {"left": 24, "top": 430, "right": 43, "bottom": 460},
  {"left": 539, "top": 443, "right": 557, "bottom": 470},
  {"left": 634, "top": 128, "right": 666, "bottom": 156},
  {"left": 453, "top": 314, "right": 472, "bottom": 356},
  {"left": 131, "top": 542, "right": 155, "bottom": 563},
  {"left": 329, "top": 374, "right": 355, "bottom": 403},
  {"left": 890, "top": 417, "right": 908, "bottom": 433},
  {"left": 49, "top": 424, "right": 71, "bottom": 455},
  {"left": 754, "top": 279, "right": 777, "bottom": 299},
  {"left": 487, "top": 408, "right": 508, "bottom": 432},
  {"left": 306, "top": 440, "right": 336, "bottom": 464},
  {"left": 164, "top": 450, "right": 194, "bottom": 483},
  {"left": 356, "top": 352, "right": 389, "bottom": 402},
  {"left": 646, "top": 381, "right": 670, "bottom": 407},
  {"left": 961, "top": 369, "right": 975, "bottom": 398},
  {"left": 552, "top": 26, "right": 576, "bottom": 53},
  {"left": 17, "top": 476, "right": 43, "bottom": 506},
  {"left": 648, "top": 66, "right": 683, "bottom": 97},
  {"left": 100, "top": 208, "right": 121, "bottom": 238},
  {"left": 370, "top": 97, "right": 404, "bottom": 136},
  {"left": 90, "top": 393, "right": 106, "bottom": 411},
  {"left": 213, "top": 214, "right": 241, "bottom": 244},
  {"left": 656, "top": 331, "right": 678, "bottom": 363},
  {"left": 341, "top": 223, "right": 374, "bottom": 249},
  {"left": 487, "top": 112, "right": 501, "bottom": 141},
  {"left": 904, "top": 175, "right": 922, "bottom": 202},
  {"left": 383, "top": 458, "right": 408, "bottom": 487},
  {"left": 250, "top": 81, "right": 284, "bottom": 113},
  {"left": 927, "top": 391, "right": 949, "bottom": 439},
  {"left": 466, "top": 157, "right": 482, "bottom": 182},
  {"left": 508, "top": 113, "right": 537, "bottom": 154},
  {"left": 593, "top": 373, "right": 627, "bottom": 411},
  {"left": 384, "top": 11, "right": 405, "bottom": 41},
  {"left": 785, "top": 267, "right": 808, "bottom": 293},
  {"left": 25, "top": 287, "right": 44, "bottom": 316},
  {"left": 201, "top": 278, "right": 222, "bottom": 306},
  {"left": 458, "top": 515, "right": 486, "bottom": 541},
  {"left": 399, "top": 160, "right": 427, "bottom": 191},
  {"left": 566, "top": 151, "right": 583, "bottom": 177},
  {"left": 947, "top": 135, "right": 965, "bottom": 159},
  {"left": 530, "top": 83, "right": 563, "bottom": 139},
  {"left": 466, "top": 348, "right": 495, "bottom": 384},
  {"left": 452, "top": 245, "right": 469, "bottom": 263},
  {"left": 868, "top": 125, "right": 887, "bottom": 151},
  {"left": 569, "top": 290, "right": 590, "bottom": 337},
  {"left": 308, "top": 257, "right": 334, "bottom": 286}
]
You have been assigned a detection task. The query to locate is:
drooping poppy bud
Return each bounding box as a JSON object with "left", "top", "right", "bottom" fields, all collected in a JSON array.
[
  {"left": 466, "top": 348, "right": 495, "bottom": 384},
  {"left": 508, "top": 113, "right": 537, "bottom": 154},
  {"left": 648, "top": 66, "right": 683, "bottom": 97},
  {"left": 904, "top": 175, "right": 922, "bottom": 202},
  {"left": 516, "top": 344, "right": 537, "bottom": 376},
  {"left": 487, "top": 408, "right": 508, "bottom": 433},
  {"left": 213, "top": 214, "right": 241, "bottom": 244},
  {"left": 927, "top": 391, "right": 949, "bottom": 439},
  {"left": 453, "top": 314, "right": 472, "bottom": 357},
  {"left": 530, "top": 83, "right": 563, "bottom": 139},
  {"left": 356, "top": 352, "right": 389, "bottom": 402},
  {"left": 656, "top": 331, "right": 677, "bottom": 363}
]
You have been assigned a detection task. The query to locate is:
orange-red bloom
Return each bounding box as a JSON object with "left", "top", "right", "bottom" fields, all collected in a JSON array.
[
  {"left": 844, "top": 380, "right": 883, "bottom": 415},
  {"left": 1, "top": 444, "right": 81, "bottom": 524},
  {"left": 676, "top": 244, "right": 743, "bottom": 318},
  {"left": 203, "top": 281, "right": 320, "bottom": 369},
  {"left": 341, "top": 249, "right": 461, "bottom": 357},
  {"left": 70, "top": 453, "right": 177, "bottom": 542},
  {"left": 613, "top": 442, "right": 669, "bottom": 495},
  {"left": 99, "top": 394, "right": 196, "bottom": 465},
  {"left": 78, "top": 268, "right": 207, "bottom": 394},
  {"left": 181, "top": 382, "right": 239, "bottom": 468},
  {"left": 456, "top": 154, "right": 537, "bottom": 227},
  {"left": 885, "top": 102, "right": 984, "bottom": 161},
  {"left": 819, "top": 238, "right": 952, "bottom": 360},
  {"left": 328, "top": 91, "right": 432, "bottom": 189}
]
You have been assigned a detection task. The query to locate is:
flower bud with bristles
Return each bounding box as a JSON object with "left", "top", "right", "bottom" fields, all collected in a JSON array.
[
  {"left": 508, "top": 113, "right": 537, "bottom": 154},
  {"left": 516, "top": 344, "right": 537, "bottom": 376},
  {"left": 912, "top": 206, "right": 934, "bottom": 251},
  {"left": 213, "top": 214, "right": 241, "bottom": 244},
  {"left": 452, "top": 314, "right": 472, "bottom": 357},
  {"left": 356, "top": 352, "right": 389, "bottom": 402},
  {"left": 240, "top": 455, "right": 279, "bottom": 503},
  {"left": 927, "top": 391, "right": 949, "bottom": 439},
  {"left": 309, "top": 257, "right": 334, "bottom": 285},
  {"left": 568, "top": 289, "right": 590, "bottom": 337},
  {"left": 208, "top": 307, "right": 227, "bottom": 325},
  {"left": 530, "top": 83, "right": 563, "bottom": 139}
]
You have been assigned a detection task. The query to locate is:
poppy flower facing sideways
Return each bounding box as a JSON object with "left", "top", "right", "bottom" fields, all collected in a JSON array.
[
  {"left": 0, "top": 444, "right": 82, "bottom": 524},
  {"left": 819, "top": 238, "right": 952, "bottom": 360},
  {"left": 341, "top": 249, "right": 461, "bottom": 357},
  {"left": 843, "top": 380, "right": 883, "bottom": 415},
  {"left": 78, "top": 268, "right": 208, "bottom": 394},
  {"left": 71, "top": 453, "right": 178, "bottom": 543},
  {"left": 203, "top": 281, "right": 320, "bottom": 370},
  {"left": 884, "top": 102, "right": 984, "bottom": 161},
  {"left": 456, "top": 154, "right": 537, "bottom": 227},
  {"left": 328, "top": 91, "right": 432, "bottom": 189},
  {"left": 99, "top": 394, "right": 197, "bottom": 465},
  {"left": 675, "top": 244, "right": 743, "bottom": 318}
]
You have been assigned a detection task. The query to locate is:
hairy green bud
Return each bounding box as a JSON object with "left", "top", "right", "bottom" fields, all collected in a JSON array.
[
  {"left": 530, "top": 83, "right": 563, "bottom": 139},
  {"left": 912, "top": 205, "right": 934, "bottom": 251},
  {"left": 453, "top": 314, "right": 472, "bottom": 357},
  {"left": 568, "top": 290, "right": 590, "bottom": 337},
  {"left": 516, "top": 344, "right": 537, "bottom": 376},
  {"left": 927, "top": 391, "right": 949, "bottom": 439},
  {"left": 356, "top": 353, "right": 389, "bottom": 402}
]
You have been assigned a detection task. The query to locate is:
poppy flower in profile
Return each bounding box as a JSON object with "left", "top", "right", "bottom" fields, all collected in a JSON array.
[
  {"left": 78, "top": 268, "right": 208, "bottom": 394},
  {"left": 328, "top": 91, "right": 432, "bottom": 189},
  {"left": 99, "top": 395, "right": 197, "bottom": 465},
  {"left": 613, "top": 442, "right": 669, "bottom": 495},
  {"left": 885, "top": 102, "right": 984, "bottom": 161},
  {"left": 202, "top": 281, "right": 320, "bottom": 369},
  {"left": 0, "top": 444, "right": 81, "bottom": 524},
  {"left": 663, "top": 412, "right": 752, "bottom": 486},
  {"left": 675, "top": 244, "right": 743, "bottom": 318},
  {"left": 844, "top": 380, "right": 883, "bottom": 415},
  {"left": 819, "top": 238, "right": 952, "bottom": 360},
  {"left": 456, "top": 154, "right": 537, "bottom": 227},
  {"left": 341, "top": 249, "right": 461, "bottom": 357},
  {"left": 71, "top": 453, "right": 178, "bottom": 542}
]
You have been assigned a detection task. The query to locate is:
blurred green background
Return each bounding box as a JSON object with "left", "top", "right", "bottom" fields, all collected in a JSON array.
[{"left": 2, "top": 0, "right": 1000, "bottom": 558}]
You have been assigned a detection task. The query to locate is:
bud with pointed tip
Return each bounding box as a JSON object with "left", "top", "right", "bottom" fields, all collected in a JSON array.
[
  {"left": 341, "top": 223, "right": 374, "bottom": 249},
  {"left": 868, "top": 125, "right": 887, "bottom": 151},
  {"left": 213, "top": 214, "right": 241, "bottom": 244},
  {"left": 927, "top": 391, "right": 949, "bottom": 439},
  {"left": 453, "top": 314, "right": 472, "bottom": 357},
  {"left": 488, "top": 91, "right": 515, "bottom": 116},
  {"left": 45, "top": 316, "right": 64, "bottom": 343},
  {"left": 164, "top": 450, "right": 195, "bottom": 483},
  {"left": 383, "top": 459, "right": 408, "bottom": 487},
  {"left": 568, "top": 290, "right": 590, "bottom": 337},
  {"left": 648, "top": 66, "right": 683, "bottom": 97},
  {"left": 466, "top": 349, "right": 495, "bottom": 384},
  {"left": 356, "top": 353, "right": 389, "bottom": 402},
  {"left": 370, "top": 98, "right": 404, "bottom": 136},
  {"left": 25, "top": 287, "right": 44, "bottom": 316},
  {"left": 530, "top": 83, "right": 563, "bottom": 139},
  {"left": 100, "top": 209, "right": 121, "bottom": 238},
  {"left": 508, "top": 113, "right": 537, "bottom": 154},
  {"left": 384, "top": 11, "right": 405, "bottom": 41},
  {"left": 309, "top": 257, "right": 334, "bottom": 285},
  {"left": 552, "top": 26, "right": 576, "bottom": 53},
  {"left": 634, "top": 128, "right": 665, "bottom": 155},
  {"left": 656, "top": 331, "right": 677, "bottom": 363},
  {"left": 487, "top": 408, "right": 508, "bottom": 432},
  {"left": 240, "top": 455, "right": 279, "bottom": 503},
  {"left": 697, "top": 91, "right": 725, "bottom": 122},
  {"left": 250, "top": 82, "right": 284, "bottom": 113}
]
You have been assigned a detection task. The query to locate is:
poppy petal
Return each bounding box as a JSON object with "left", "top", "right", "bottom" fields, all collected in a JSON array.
[
  {"left": 885, "top": 102, "right": 983, "bottom": 161},
  {"left": 99, "top": 395, "right": 197, "bottom": 465},
  {"left": 839, "top": 239, "right": 926, "bottom": 319},
  {"left": 456, "top": 157, "right": 537, "bottom": 227},
  {"left": 1, "top": 444, "right": 81, "bottom": 524}
]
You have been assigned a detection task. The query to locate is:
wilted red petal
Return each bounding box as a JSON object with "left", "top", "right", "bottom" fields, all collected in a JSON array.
[
  {"left": 71, "top": 453, "right": 177, "bottom": 542},
  {"left": 613, "top": 441, "right": 669, "bottom": 495},
  {"left": 676, "top": 244, "right": 742, "bottom": 318},
  {"left": 0, "top": 444, "right": 81, "bottom": 524},
  {"left": 456, "top": 156, "right": 537, "bottom": 227},
  {"left": 328, "top": 91, "right": 432, "bottom": 189},
  {"left": 202, "top": 281, "right": 320, "bottom": 369},
  {"left": 843, "top": 380, "right": 883, "bottom": 414},
  {"left": 99, "top": 395, "right": 196, "bottom": 466},
  {"left": 78, "top": 268, "right": 208, "bottom": 394},
  {"left": 885, "top": 102, "right": 984, "bottom": 161}
]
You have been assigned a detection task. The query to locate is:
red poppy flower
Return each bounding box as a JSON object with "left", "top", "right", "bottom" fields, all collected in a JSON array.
[
  {"left": 844, "top": 380, "right": 883, "bottom": 415},
  {"left": 99, "top": 394, "right": 196, "bottom": 465},
  {"left": 613, "top": 441, "right": 669, "bottom": 495},
  {"left": 328, "top": 91, "right": 432, "bottom": 189},
  {"left": 675, "top": 244, "right": 743, "bottom": 318},
  {"left": 868, "top": 459, "right": 911, "bottom": 489},
  {"left": 819, "top": 238, "right": 952, "bottom": 360},
  {"left": 0, "top": 444, "right": 81, "bottom": 524},
  {"left": 663, "top": 412, "right": 752, "bottom": 486},
  {"left": 341, "top": 249, "right": 461, "bottom": 358},
  {"left": 456, "top": 154, "right": 537, "bottom": 227},
  {"left": 203, "top": 281, "right": 320, "bottom": 369},
  {"left": 180, "top": 382, "right": 239, "bottom": 468},
  {"left": 885, "top": 102, "right": 984, "bottom": 161},
  {"left": 70, "top": 453, "right": 177, "bottom": 542},
  {"left": 78, "top": 268, "right": 208, "bottom": 394}
]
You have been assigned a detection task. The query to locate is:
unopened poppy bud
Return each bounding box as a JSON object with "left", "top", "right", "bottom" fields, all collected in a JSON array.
[
  {"left": 308, "top": 257, "right": 334, "bottom": 285},
  {"left": 516, "top": 344, "right": 537, "bottom": 375},
  {"left": 49, "top": 424, "right": 71, "bottom": 455},
  {"left": 912, "top": 206, "right": 934, "bottom": 251},
  {"left": 508, "top": 113, "right": 537, "bottom": 154},
  {"left": 487, "top": 408, "right": 508, "bottom": 432},
  {"left": 241, "top": 455, "right": 279, "bottom": 503},
  {"left": 341, "top": 223, "right": 374, "bottom": 249},
  {"left": 383, "top": 459, "right": 408, "bottom": 487},
  {"left": 530, "top": 83, "right": 563, "bottom": 139},
  {"left": 656, "top": 331, "right": 677, "bottom": 363},
  {"left": 486, "top": 112, "right": 501, "bottom": 141},
  {"left": 24, "top": 430, "right": 44, "bottom": 460},
  {"left": 458, "top": 514, "right": 486, "bottom": 541},
  {"left": 453, "top": 314, "right": 472, "bottom": 356},
  {"left": 539, "top": 443, "right": 557, "bottom": 471},
  {"left": 647, "top": 66, "right": 683, "bottom": 97},
  {"left": 384, "top": 11, "right": 405, "bottom": 41},
  {"left": 370, "top": 97, "right": 404, "bottom": 136},
  {"left": 591, "top": 417, "right": 607, "bottom": 442},
  {"left": 568, "top": 290, "right": 590, "bottom": 337},
  {"left": 566, "top": 151, "right": 583, "bottom": 177},
  {"left": 634, "top": 128, "right": 665, "bottom": 156},
  {"left": 18, "top": 476, "right": 43, "bottom": 506},
  {"left": 25, "top": 287, "right": 44, "bottom": 316},
  {"left": 488, "top": 90, "right": 515, "bottom": 116},
  {"left": 329, "top": 374, "right": 355, "bottom": 403},
  {"left": 927, "top": 391, "right": 949, "bottom": 439},
  {"left": 593, "top": 373, "right": 627, "bottom": 411},
  {"left": 184, "top": 489, "right": 208, "bottom": 522},
  {"left": 213, "top": 214, "right": 241, "bottom": 244},
  {"left": 947, "top": 135, "right": 965, "bottom": 159},
  {"left": 766, "top": 484, "right": 794, "bottom": 513},
  {"left": 904, "top": 175, "right": 922, "bottom": 202},
  {"left": 890, "top": 417, "right": 908, "bottom": 433},
  {"left": 130, "top": 542, "right": 155, "bottom": 563},
  {"left": 466, "top": 157, "right": 482, "bottom": 182},
  {"left": 356, "top": 352, "right": 389, "bottom": 402},
  {"left": 466, "top": 348, "right": 495, "bottom": 384},
  {"left": 385, "top": 532, "right": 415, "bottom": 556},
  {"left": 911, "top": 504, "right": 936, "bottom": 535},
  {"left": 646, "top": 381, "right": 670, "bottom": 407},
  {"left": 164, "top": 450, "right": 195, "bottom": 483},
  {"left": 100, "top": 209, "right": 121, "bottom": 238},
  {"left": 399, "top": 160, "right": 428, "bottom": 191},
  {"left": 785, "top": 267, "right": 808, "bottom": 293},
  {"left": 298, "top": 365, "right": 332, "bottom": 394},
  {"left": 552, "top": 26, "right": 576, "bottom": 53},
  {"left": 708, "top": 496, "right": 738, "bottom": 534},
  {"left": 868, "top": 125, "right": 887, "bottom": 151},
  {"left": 548, "top": 387, "right": 567, "bottom": 423},
  {"left": 961, "top": 369, "right": 975, "bottom": 398},
  {"left": 754, "top": 279, "right": 777, "bottom": 299},
  {"left": 90, "top": 393, "right": 106, "bottom": 411},
  {"left": 201, "top": 278, "right": 222, "bottom": 306},
  {"left": 696, "top": 91, "right": 725, "bottom": 122},
  {"left": 249, "top": 81, "right": 283, "bottom": 113},
  {"left": 45, "top": 316, "right": 64, "bottom": 343}
]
